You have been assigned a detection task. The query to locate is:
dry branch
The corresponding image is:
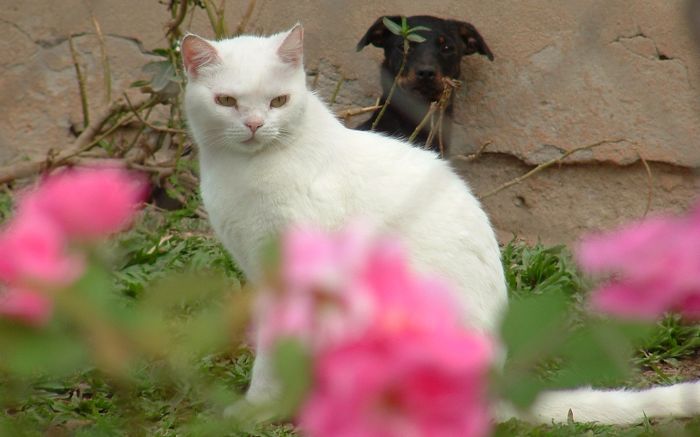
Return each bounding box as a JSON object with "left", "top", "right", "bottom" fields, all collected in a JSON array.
[
  {"left": 451, "top": 141, "right": 492, "bottom": 163},
  {"left": 478, "top": 139, "right": 627, "bottom": 200},
  {"left": 635, "top": 148, "right": 654, "bottom": 218},
  {"left": 408, "top": 102, "right": 437, "bottom": 143},
  {"left": 432, "top": 78, "right": 460, "bottom": 157},
  {"left": 124, "top": 93, "right": 187, "bottom": 134},
  {"left": 336, "top": 105, "right": 381, "bottom": 120},
  {"left": 166, "top": 0, "right": 188, "bottom": 38},
  {"left": 371, "top": 43, "right": 407, "bottom": 130},
  {"left": 0, "top": 96, "right": 150, "bottom": 185},
  {"left": 330, "top": 75, "right": 345, "bottom": 105},
  {"left": 90, "top": 13, "right": 111, "bottom": 103},
  {"left": 69, "top": 35, "right": 90, "bottom": 128},
  {"left": 235, "top": 0, "right": 257, "bottom": 36}
]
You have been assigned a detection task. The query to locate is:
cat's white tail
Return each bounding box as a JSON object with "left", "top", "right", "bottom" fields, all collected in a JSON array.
[{"left": 498, "top": 382, "right": 700, "bottom": 425}]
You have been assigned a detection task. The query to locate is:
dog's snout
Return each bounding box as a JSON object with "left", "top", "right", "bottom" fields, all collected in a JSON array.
[{"left": 416, "top": 66, "right": 436, "bottom": 81}]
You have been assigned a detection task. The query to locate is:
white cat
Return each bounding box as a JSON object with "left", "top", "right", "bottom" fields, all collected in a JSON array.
[{"left": 181, "top": 25, "right": 700, "bottom": 425}]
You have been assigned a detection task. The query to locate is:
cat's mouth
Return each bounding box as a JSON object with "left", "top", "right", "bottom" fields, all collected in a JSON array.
[{"left": 241, "top": 136, "right": 258, "bottom": 144}]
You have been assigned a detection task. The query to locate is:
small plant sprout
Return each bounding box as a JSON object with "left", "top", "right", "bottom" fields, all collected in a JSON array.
[{"left": 371, "top": 17, "right": 430, "bottom": 130}]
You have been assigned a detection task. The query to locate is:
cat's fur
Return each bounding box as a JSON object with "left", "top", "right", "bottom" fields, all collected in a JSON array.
[{"left": 182, "top": 25, "right": 700, "bottom": 425}]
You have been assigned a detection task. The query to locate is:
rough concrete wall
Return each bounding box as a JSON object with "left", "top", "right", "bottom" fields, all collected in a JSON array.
[{"left": 1, "top": 0, "right": 699, "bottom": 244}]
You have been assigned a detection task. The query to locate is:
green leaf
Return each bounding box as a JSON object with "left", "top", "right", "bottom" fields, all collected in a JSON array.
[
  {"left": 142, "top": 60, "right": 178, "bottom": 92},
  {"left": 273, "top": 338, "right": 312, "bottom": 417},
  {"left": 409, "top": 25, "right": 431, "bottom": 32},
  {"left": 151, "top": 48, "right": 172, "bottom": 58},
  {"left": 382, "top": 17, "right": 402, "bottom": 35},
  {"left": 406, "top": 34, "right": 426, "bottom": 43},
  {"left": 501, "top": 292, "right": 569, "bottom": 360},
  {"left": 129, "top": 79, "right": 151, "bottom": 88},
  {"left": 401, "top": 16, "right": 408, "bottom": 32},
  {"left": 553, "top": 321, "right": 651, "bottom": 388}
]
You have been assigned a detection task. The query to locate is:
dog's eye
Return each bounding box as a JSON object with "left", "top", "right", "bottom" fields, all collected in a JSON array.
[
  {"left": 441, "top": 44, "right": 454, "bottom": 53},
  {"left": 215, "top": 95, "right": 238, "bottom": 107},
  {"left": 270, "top": 95, "right": 289, "bottom": 108}
]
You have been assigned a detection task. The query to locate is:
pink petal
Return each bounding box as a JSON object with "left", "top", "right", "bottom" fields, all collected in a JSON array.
[
  {"left": 19, "top": 167, "right": 147, "bottom": 240},
  {"left": 0, "top": 212, "right": 84, "bottom": 286},
  {"left": 0, "top": 288, "right": 52, "bottom": 326},
  {"left": 299, "top": 331, "right": 492, "bottom": 437}
]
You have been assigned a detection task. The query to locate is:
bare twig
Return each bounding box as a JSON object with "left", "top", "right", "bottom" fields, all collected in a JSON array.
[
  {"left": 437, "top": 107, "right": 446, "bottom": 157},
  {"left": 371, "top": 42, "right": 408, "bottom": 130},
  {"left": 408, "top": 102, "right": 437, "bottom": 143},
  {"left": 166, "top": 0, "right": 188, "bottom": 38},
  {"left": 478, "top": 139, "right": 627, "bottom": 200},
  {"left": 90, "top": 13, "right": 111, "bottom": 104},
  {"left": 217, "top": 0, "right": 228, "bottom": 36},
  {"left": 336, "top": 105, "right": 382, "bottom": 120},
  {"left": 68, "top": 35, "right": 90, "bottom": 128},
  {"left": 329, "top": 75, "right": 345, "bottom": 105},
  {"left": 124, "top": 93, "right": 187, "bottom": 134},
  {"left": 0, "top": 96, "right": 150, "bottom": 185},
  {"left": 428, "top": 78, "right": 460, "bottom": 155},
  {"left": 635, "top": 148, "right": 654, "bottom": 217},
  {"left": 451, "top": 141, "right": 492, "bottom": 163},
  {"left": 203, "top": 0, "right": 227, "bottom": 38},
  {"left": 235, "top": 0, "right": 257, "bottom": 36},
  {"left": 164, "top": 178, "right": 208, "bottom": 219}
]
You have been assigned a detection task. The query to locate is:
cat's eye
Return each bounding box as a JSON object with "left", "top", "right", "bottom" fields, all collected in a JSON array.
[
  {"left": 270, "top": 95, "right": 289, "bottom": 108},
  {"left": 215, "top": 95, "right": 238, "bottom": 107}
]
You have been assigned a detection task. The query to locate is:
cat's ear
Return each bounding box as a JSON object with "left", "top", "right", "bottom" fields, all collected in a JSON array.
[
  {"left": 277, "top": 24, "right": 304, "bottom": 66},
  {"left": 181, "top": 34, "right": 220, "bottom": 77}
]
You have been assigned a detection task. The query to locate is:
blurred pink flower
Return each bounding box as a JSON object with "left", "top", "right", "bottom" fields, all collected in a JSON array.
[
  {"left": 577, "top": 203, "right": 700, "bottom": 320},
  {"left": 256, "top": 225, "right": 461, "bottom": 351},
  {"left": 0, "top": 287, "right": 52, "bottom": 327},
  {"left": 0, "top": 212, "right": 83, "bottom": 286},
  {"left": 20, "top": 167, "right": 147, "bottom": 240},
  {"left": 0, "top": 166, "right": 147, "bottom": 326},
  {"left": 256, "top": 225, "right": 494, "bottom": 436},
  {"left": 299, "top": 330, "right": 493, "bottom": 437}
]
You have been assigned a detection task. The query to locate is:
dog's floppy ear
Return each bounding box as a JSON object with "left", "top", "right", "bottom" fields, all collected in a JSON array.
[
  {"left": 356, "top": 16, "right": 402, "bottom": 51},
  {"left": 451, "top": 20, "right": 494, "bottom": 61}
]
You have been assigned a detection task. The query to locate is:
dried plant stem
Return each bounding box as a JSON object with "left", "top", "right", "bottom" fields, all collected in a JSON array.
[
  {"left": 124, "top": 93, "right": 187, "bottom": 134},
  {"left": 90, "top": 13, "right": 111, "bottom": 104},
  {"left": 235, "top": 0, "right": 257, "bottom": 35},
  {"left": 336, "top": 105, "right": 382, "bottom": 120},
  {"left": 329, "top": 75, "right": 345, "bottom": 105},
  {"left": 437, "top": 110, "right": 446, "bottom": 157},
  {"left": 636, "top": 148, "right": 654, "bottom": 217},
  {"left": 408, "top": 102, "right": 437, "bottom": 143},
  {"left": 0, "top": 96, "right": 150, "bottom": 185},
  {"left": 371, "top": 43, "right": 408, "bottom": 130},
  {"left": 203, "top": 0, "right": 227, "bottom": 38},
  {"left": 166, "top": 0, "right": 188, "bottom": 38},
  {"left": 69, "top": 35, "right": 90, "bottom": 128},
  {"left": 478, "top": 139, "right": 626, "bottom": 200},
  {"left": 428, "top": 78, "right": 460, "bottom": 154},
  {"left": 452, "top": 141, "right": 492, "bottom": 163}
]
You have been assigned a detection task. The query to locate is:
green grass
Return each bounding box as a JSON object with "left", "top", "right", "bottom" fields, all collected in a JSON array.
[{"left": 1, "top": 205, "right": 698, "bottom": 436}]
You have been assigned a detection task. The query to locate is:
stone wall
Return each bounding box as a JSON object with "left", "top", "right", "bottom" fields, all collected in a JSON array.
[{"left": 2, "top": 0, "right": 699, "bottom": 243}]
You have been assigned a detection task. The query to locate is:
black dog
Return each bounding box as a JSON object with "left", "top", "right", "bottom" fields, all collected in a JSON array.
[{"left": 356, "top": 15, "right": 493, "bottom": 155}]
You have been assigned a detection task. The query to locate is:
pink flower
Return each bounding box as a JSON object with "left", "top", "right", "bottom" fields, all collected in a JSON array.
[
  {"left": 0, "top": 287, "right": 52, "bottom": 326},
  {"left": 256, "top": 225, "right": 461, "bottom": 351},
  {"left": 256, "top": 225, "right": 494, "bottom": 436},
  {"left": 0, "top": 212, "right": 83, "bottom": 286},
  {"left": 19, "top": 167, "right": 147, "bottom": 240},
  {"left": 299, "top": 330, "right": 493, "bottom": 437},
  {"left": 577, "top": 203, "right": 700, "bottom": 320}
]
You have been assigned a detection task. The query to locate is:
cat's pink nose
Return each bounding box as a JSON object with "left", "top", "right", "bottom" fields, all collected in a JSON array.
[{"left": 245, "top": 119, "right": 264, "bottom": 133}]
